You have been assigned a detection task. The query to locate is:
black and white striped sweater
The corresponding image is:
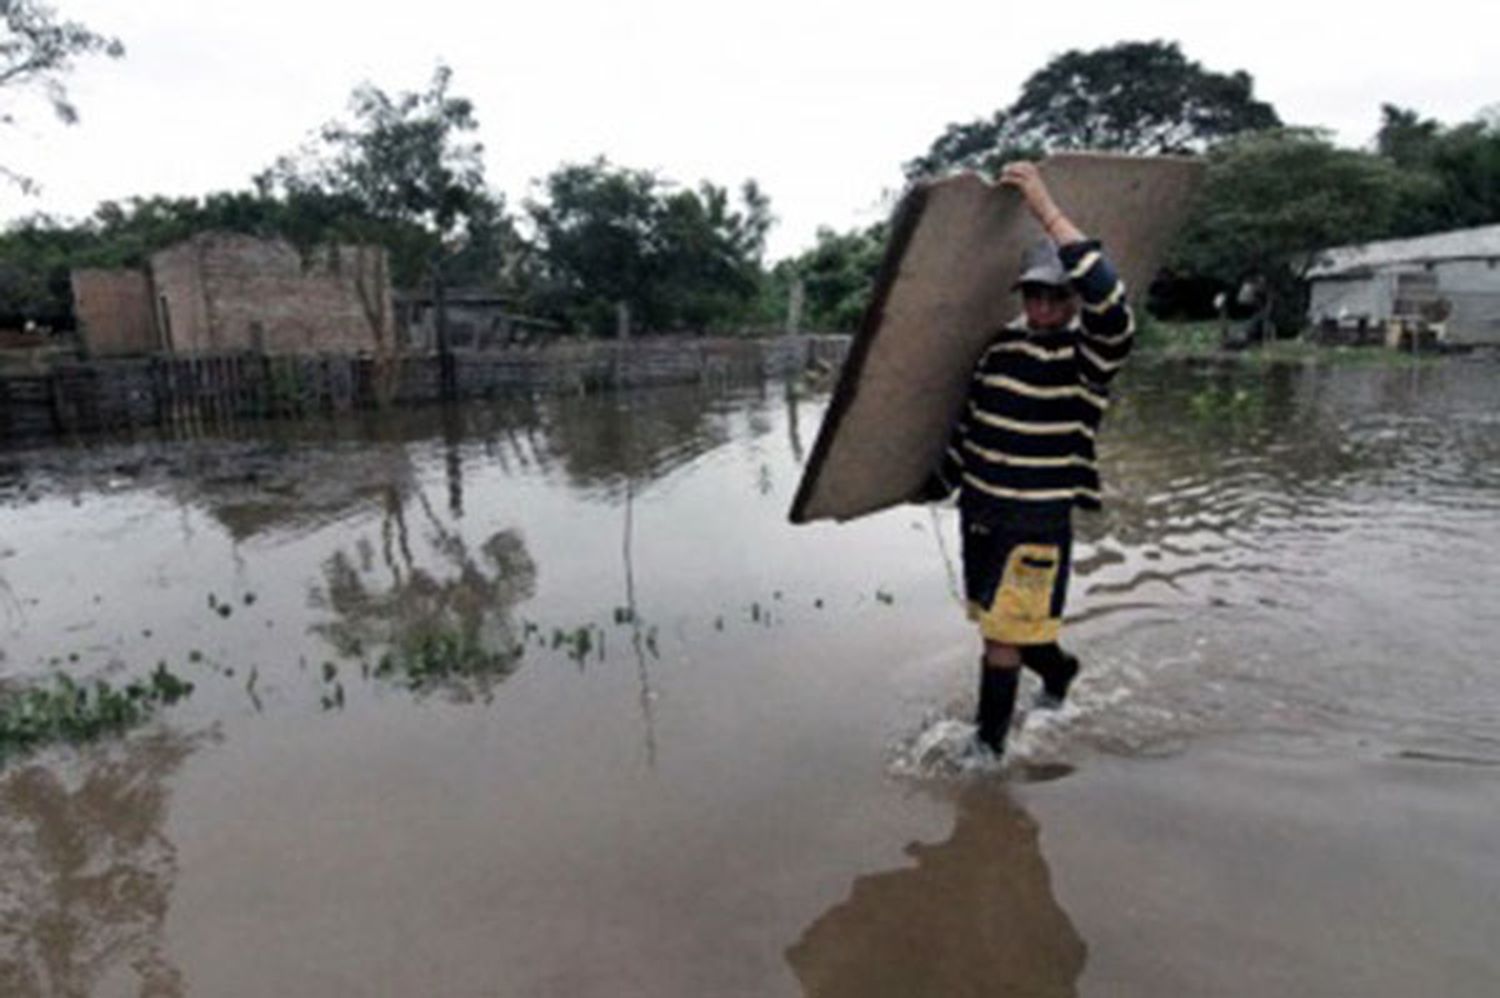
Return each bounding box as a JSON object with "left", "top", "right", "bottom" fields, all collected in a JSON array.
[{"left": 935, "top": 238, "right": 1134, "bottom": 524}]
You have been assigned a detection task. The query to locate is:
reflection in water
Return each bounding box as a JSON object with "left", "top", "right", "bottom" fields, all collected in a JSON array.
[
  {"left": 621, "top": 474, "right": 659, "bottom": 768},
  {"left": 787, "top": 785, "right": 1084, "bottom": 998},
  {"left": 785, "top": 379, "right": 806, "bottom": 465},
  {"left": 0, "top": 733, "right": 199, "bottom": 997},
  {"left": 310, "top": 482, "right": 538, "bottom": 701},
  {"left": 1, "top": 360, "right": 1500, "bottom": 993},
  {"left": 441, "top": 404, "right": 464, "bottom": 520},
  {"left": 540, "top": 387, "right": 731, "bottom": 496},
  {"left": 169, "top": 438, "right": 418, "bottom": 545}
]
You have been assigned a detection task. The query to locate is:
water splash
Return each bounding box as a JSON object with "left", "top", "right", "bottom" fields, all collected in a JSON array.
[{"left": 888, "top": 696, "right": 1085, "bottom": 782}]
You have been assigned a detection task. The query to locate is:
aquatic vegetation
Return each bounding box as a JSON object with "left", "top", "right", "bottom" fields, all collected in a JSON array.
[
  {"left": 1187, "top": 383, "right": 1266, "bottom": 424},
  {"left": 371, "top": 628, "right": 526, "bottom": 690},
  {"left": 0, "top": 664, "right": 195, "bottom": 762},
  {"left": 312, "top": 528, "right": 538, "bottom": 699}
]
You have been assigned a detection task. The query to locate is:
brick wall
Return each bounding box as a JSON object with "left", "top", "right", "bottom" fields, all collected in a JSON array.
[
  {"left": 150, "top": 241, "right": 212, "bottom": 352},
  {"left": 70, "top": 269, "right": 158, "bottom": 356},
  {"left": 150, "top": 234, "right": 394, "bottom": 356}
]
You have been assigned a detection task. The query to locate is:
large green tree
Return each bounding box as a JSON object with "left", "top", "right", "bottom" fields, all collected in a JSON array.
[
  {"left": 1173, "top": 129, "right": 1428, "bottom": 333},
  {"left": 257, "top": 64, "right": 510, "bottom": 294},
  {"left": 1010, "top": 40, "right": 1280, "bottom": 154},
  {"left": 1, "top": 0, "right": 123, "bottom": 191},
  {"left": 524, "top": 158, "right": 772, "bottom": 336},
  {"left": 906, "top": 40, "right": 1279, "bottom": 180}
]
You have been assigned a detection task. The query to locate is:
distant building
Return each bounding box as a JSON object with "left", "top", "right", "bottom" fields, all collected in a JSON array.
[
  {"left": 395, "top": 290, "right": 561, "bottom": 353},
  {"left": 71, "top": 232, "right": 396, "bottom": 357},
  {"left": 71, "top": 268, "right": 160, "bottom": 356},
  {"left": 1307, "top": 225, "right": 1500, "bottom": 346}
]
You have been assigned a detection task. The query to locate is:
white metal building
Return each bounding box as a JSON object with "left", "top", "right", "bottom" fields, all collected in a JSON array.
[{"left": 1307, "top": 225, "right": 1500, "bottom": 345}]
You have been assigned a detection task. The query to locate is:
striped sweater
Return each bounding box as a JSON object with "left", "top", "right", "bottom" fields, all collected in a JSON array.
[{"left": 935, "top": 238, "right": 1134, "bottom": 523}]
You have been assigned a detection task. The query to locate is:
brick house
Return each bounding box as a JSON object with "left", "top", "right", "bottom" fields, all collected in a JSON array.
[{"left": 72, "top": 232, "right": 396, "bottom": 357}]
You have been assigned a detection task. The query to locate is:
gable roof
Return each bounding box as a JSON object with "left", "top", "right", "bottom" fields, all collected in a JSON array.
[{"left": 1308, "top": 224, "right": 1500, "bottom": 279}]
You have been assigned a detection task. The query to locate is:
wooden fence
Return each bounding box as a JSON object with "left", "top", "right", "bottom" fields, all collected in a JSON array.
[{"left": 0, "top": 335, "right": 850, "bottom": 442}]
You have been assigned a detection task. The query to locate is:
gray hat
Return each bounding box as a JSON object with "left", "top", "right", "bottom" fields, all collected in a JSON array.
[{"left": 1012, "top": 239, "right": 1068, "bottom": 290}]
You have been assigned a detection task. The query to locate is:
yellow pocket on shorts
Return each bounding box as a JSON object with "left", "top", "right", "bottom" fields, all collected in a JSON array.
[{"left": 992, "top": 544, "right": 1061, "bottom": 639}]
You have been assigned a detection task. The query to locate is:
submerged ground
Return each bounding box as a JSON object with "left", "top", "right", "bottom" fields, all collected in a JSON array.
[{"left": 1, "top": 355, "right": 1497, "bottom": 996}]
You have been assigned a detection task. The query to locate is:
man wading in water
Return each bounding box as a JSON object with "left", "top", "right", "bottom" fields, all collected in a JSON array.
[{"left": 919, "top": 161, "right": 1134, "bottom": 757}]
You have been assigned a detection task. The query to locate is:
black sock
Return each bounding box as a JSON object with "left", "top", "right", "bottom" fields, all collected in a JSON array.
[
  {"left": 976, "top": 663, "right": 1019, "bottom": 753},
  {"left": 1021, "top": 644, "right": 1079, "bottom": 700}
]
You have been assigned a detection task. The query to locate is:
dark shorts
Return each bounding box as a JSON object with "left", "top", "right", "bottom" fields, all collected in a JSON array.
[{"left": 961, "top": 518, "right": 1072, "bottom": 645}]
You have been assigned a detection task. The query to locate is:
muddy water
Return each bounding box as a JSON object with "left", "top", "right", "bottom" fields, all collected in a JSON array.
[{"left": 1, "top": 359, "right": 1497, "bottom": 996}]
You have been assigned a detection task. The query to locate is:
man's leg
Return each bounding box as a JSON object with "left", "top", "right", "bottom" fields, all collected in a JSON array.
[
  {"left": 963, "top": 520, "right": 1067, "bottom": 756},
  {"left": 1021, "top": 642, "right": 1080, "bottom": 709},
  {"left": 976, "top": 640, "right": 1021, "bottom": 753}
]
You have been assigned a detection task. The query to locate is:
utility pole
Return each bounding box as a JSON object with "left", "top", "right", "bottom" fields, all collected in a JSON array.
[
  {"left": 616, "top": 301, "right": 631, "bottom": 341},
  {"left": 785, "top": 278, "right": 805, "bottom": 335}
]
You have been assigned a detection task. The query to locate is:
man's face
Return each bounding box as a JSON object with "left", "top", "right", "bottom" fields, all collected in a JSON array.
[{"left": 1021, "top": 283, "right": 1077, "bottom": 331}]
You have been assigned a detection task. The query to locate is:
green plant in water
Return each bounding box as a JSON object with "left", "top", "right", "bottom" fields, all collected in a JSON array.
[
  {"left": 372, "top": 628, "right": 525, "bottom": 690},
  {"left": 1188, "top": 383, "right": 1265, "bottom": 423},
  {"left": 0, "top": 664, "right": 195, "bottom": 763}
]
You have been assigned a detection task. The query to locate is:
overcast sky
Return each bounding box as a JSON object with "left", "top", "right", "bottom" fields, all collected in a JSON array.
[{"left": 2, "top": 0, "right": 1497, "bottom": 259}]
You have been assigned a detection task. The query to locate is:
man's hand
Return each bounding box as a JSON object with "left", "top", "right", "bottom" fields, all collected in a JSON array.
[
  {"left": 998, "top": 162, "right": 1055, "bottom": 215},
  {"left": 998, "top": 161, "right": 1084, "bottom": 245}
]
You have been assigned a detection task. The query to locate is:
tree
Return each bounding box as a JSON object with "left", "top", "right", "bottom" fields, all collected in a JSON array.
[
  {"left": 1173, "top": 129, "right": 1425, "bottom": 333},
  {"left": 0, "top": 191, "right": 313, "bottom": 326},
  {"left": 769, "top": 222, "right": 887, "bottom": 333},
  {"left": 524, "top": 158, "right": 772, "bottom": 335},
  {"left": 1423, "top": 120, "right": 1500, "bottom": 230},
  {"left": 1010, "top": 41, "right": 1280, "bottom": 155},
  {"left": 903, "top": 112, "right": 1042, "bottom": 182},
  {"left": 1, "top": 0, "right": 123, "bottom": 191},
  {"left": 907, "top": 40, "right": 1279, "bottom": 180},
  {"left": 1375, "top": 104, "right": 1443, "bottom": 169},
  {"left": 525, "top": 159, "right": 659, "bottom": 334},
  {"left": 258, "top": 64, "right": 510, "bottom": 387},
  {"left": 258, "top": 65, "right": 506, "bottom": 290},
  {"left": 652, "top": 179, "right": 771, "bottom": 330},
  {"left": 1367, "top": 105, "right": 1500, "bottom": 236}
]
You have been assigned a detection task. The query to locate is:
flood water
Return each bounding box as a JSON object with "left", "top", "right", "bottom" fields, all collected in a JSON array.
[{"left": 2, "top": 356, "right": 1498, "bottom": 996}]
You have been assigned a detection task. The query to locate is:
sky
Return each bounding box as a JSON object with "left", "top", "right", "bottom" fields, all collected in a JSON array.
[{"left": 2, "top": 0, "right": 1498, "bottom": 260}]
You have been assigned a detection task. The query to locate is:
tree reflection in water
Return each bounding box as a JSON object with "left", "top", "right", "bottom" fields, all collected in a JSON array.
[
  {"left": 0, "top": 733, "right": 202, "bottom": 997},
  {"left": 539, "top": 386, "right": 732, "bottom": 497},
  {"left": 310, "top": 485, "right": 537, "bottom": 703},
  {"left": 786, "top": 784, "right": 1084, "bottom": 998}
]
